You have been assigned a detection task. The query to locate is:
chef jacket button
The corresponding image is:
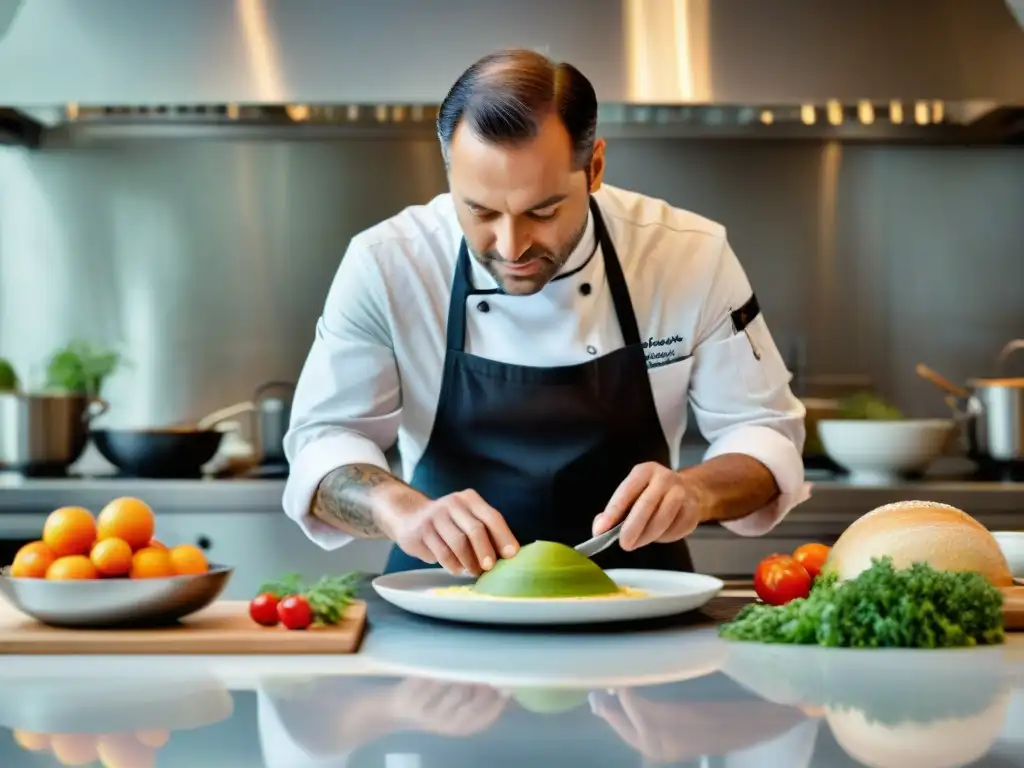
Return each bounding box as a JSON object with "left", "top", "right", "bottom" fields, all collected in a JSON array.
[
  {"left": 476, "top": 300, "right": 490, "bottom": 313},
  {"left": 586, "top": 345, "right": 598, "bottom": 355},
  {"left": 579, "top": 282, "right": 592, "bottom": 296}
]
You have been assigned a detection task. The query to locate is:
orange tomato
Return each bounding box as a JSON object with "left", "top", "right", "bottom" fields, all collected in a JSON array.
[
  {"left": 49, "top": 733, "right": 97, "bottom": 765},
  {"left": 168, "top": 544, "right": 208, "bottom": 576},
  {"left": 46, "top": 555, "right": 99, "bottom": 581},
  {"left": 91, "top": 538, "right": 134, "bottom": 577},
  {"left": 42, "top": 507, "right": 96, "bottom": 557},
  {"left": 97, "top": 497, "right": 156, "bottom": 551},
  {"left": 147, "top": 538, "right": 168, "bottom": 550},
  {"left": 754, "top": 555, "right": 812, "bottom": 606},
  {"left": 129, "top": 547, "right": 175, "bottom": 579},
  {"left": 11, "top": 729, "right": 49, "bottom": 751},
  {"left": 9, "top": 541, "right": 56, "bottom": 578},
  {"left": 166, "top": 544, "right": 208, "bottom": 573},
  {"left": 134, "top": 728, "right": 170, "bottom": 748},
  {"left": 96, "top": 733, "right": 157, "bottom": 768},
  {"left": 793, "top": 542, "right": 831, "bottom": 579}
]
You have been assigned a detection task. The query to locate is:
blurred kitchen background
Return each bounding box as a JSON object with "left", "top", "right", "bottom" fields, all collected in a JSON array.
[{"left": 1, "top": 0, "right": 1023, "bottom": 584}]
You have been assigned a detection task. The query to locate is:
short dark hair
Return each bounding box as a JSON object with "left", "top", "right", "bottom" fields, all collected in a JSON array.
[{"left": 436, "top": 48, "right": 598, "bottom": 170}]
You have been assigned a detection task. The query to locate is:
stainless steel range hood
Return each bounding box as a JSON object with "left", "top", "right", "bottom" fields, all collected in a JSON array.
[{"left": 1, "top": 0, "right": 1024, "bottom": 141}]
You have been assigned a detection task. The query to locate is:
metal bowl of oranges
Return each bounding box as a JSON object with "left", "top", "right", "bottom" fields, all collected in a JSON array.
[{"left": 0, "top": 497, "right": 233, "bottom": 628}]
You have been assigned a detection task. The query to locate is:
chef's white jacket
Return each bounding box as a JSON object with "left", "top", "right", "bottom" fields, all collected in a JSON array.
[{"left": 282, "top": 184, "right": 808, "bottom": 549}]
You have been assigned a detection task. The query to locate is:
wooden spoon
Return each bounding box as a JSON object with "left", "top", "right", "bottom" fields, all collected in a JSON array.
[{"left": 915, "top": 363, "right": 970, "bottom": 399}]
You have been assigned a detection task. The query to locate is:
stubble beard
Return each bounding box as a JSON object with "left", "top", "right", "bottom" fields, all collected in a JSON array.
[{"left": 474, "top": 214, "right": 590, "bottom": 296}]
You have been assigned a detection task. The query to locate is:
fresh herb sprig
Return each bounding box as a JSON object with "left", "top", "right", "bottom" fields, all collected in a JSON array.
[{"left": 44, "top": 339, "right": 122, "bottom": 397}]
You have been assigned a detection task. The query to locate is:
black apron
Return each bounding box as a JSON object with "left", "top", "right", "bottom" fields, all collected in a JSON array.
[{"left": 384, "top": 198, "right": 693, "bottom": 574}]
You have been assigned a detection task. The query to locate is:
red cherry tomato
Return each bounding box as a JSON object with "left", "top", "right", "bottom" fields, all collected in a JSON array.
[
  {"left": 754, "top": 555, "right": 812, "bottom": 606},
  {"left": 249, "top": 593, "right": 280, "bottom": 626},
  {"left": 278, "top": 595, "right": 313, "bottom": 630},
  {"left": 793, "top": 543, "right": 831, "bottom": 579}
]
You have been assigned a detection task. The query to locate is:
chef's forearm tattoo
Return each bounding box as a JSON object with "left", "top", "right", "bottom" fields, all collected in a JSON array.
[{"left": 312, "top": 464, "right": 400, "bottom": 538}]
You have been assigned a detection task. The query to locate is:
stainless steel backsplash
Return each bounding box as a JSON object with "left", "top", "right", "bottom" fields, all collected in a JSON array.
[{"left": 1, "top": 138, "right": 1023, "bottom": 434}]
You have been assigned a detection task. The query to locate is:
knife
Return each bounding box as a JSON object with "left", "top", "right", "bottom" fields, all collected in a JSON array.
[{"left": 574, "top": 522, "right": 623, "bottom": 559}]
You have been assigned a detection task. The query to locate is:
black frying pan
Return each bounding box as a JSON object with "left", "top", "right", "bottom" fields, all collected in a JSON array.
[
  {"left": 91, "top": 428, "right": 225, "bottom": 478},
  {"left": 90, "top": 401, "right": 256, "bottom": 478}
]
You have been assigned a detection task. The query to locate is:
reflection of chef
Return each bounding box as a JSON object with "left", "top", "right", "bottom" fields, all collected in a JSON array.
[
  {"left": 258, "top": 675, "right": 507, "bottom": 765},
  {"left": 591, "top": 689, "right": 818, "bottom": 766},
  {"left": 257, "top": 673, "right": 820, "bottom": 768}
]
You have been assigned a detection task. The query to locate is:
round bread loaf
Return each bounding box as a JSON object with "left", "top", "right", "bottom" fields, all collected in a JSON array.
[
  {"left": 824, "top": 500, "right": 1014, "bottom": 587},
  {"left": 827, "top": 692, "right": 1009, "bottom": 768}
]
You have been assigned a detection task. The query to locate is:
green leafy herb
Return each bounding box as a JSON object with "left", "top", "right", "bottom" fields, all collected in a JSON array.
[
  {"left": 837, "top": 391, "right": 903, "bottom": 421},
  {"left": 258, "top": 571, "right": 362, "bottom": 626},
  {"left": 259, "top": 572, "right": 306, "bottom": 598},
  {"left": 0, "top": 358, "right": 18, "bottom": 392},
  {"left": 44, "top": 339, "right": 122, "bottom": 397},
  {"left": 719, "top": 557, "right": 1004, "bottom": 648}
]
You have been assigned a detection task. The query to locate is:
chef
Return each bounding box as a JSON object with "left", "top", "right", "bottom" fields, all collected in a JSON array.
[{"left": 282, "top": 48, "right": 808, "bottom": 576}]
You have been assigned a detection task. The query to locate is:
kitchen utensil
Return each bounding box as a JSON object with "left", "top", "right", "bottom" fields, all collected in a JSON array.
[
  {"left": 915, "top": 363, "right": 970, "bottom": 399},
  {"left": 371, "top": 568, "right": 724, "bottom": 625},
  {"left": 575, "top": 522, "right": 623, "bottom": 558},
  {"left": 0, "top": 564, "right": 233, "bottom": 628},
  {"left": 816, "top": 418, "right": 955, "bottom": 481},
  {"left": 166, "top": 381, "right": 295, "bottom": 468},
  {"left": 0, "top": 392, "right": 109, "bottom": 475},
  {"left": 0, "top": 598, "right": 367, "bottom": 654},
  {"left": 253, "top": 380, "right": 294, "bottom": 465},
  {"left": 918, "top": 340, "right": 1024, "bottom": 462},
  {"left": 91, "top": 428, "right": 225, "bottom": 478},
  {"left": 90, "top": 401, "right": 254, "bottom": 478}
]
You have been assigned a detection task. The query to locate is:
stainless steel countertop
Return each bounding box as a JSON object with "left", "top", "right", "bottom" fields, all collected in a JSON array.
[{"left": 1, "top": 587, "right": 1024, "bottom": 766}]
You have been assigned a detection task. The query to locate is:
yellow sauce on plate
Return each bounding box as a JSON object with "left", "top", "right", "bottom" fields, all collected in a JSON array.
[{"left": 429, "top": 585, "right": 650, "bottom": 600}]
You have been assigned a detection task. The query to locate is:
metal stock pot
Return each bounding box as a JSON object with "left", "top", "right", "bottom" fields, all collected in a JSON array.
[
  {"left": 0, "top": 392, "right": 109, "bottom": 475},
  {"left": 917, "top": 340, "right": 1024, "bottom": 463}
]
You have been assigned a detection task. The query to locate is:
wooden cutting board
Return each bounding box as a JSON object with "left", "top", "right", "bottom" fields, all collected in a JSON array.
[
  {"left": 1003, "top": 586, "right": 1024, "bottom": 630},
  {"left": 0, "top": 600, "right": 367, "bottom": 654},
  {"left": 720, "top": 587, "right": 1024, "bottom": 631}
]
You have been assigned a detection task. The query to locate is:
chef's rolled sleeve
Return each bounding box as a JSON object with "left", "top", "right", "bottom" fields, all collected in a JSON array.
[
  {"left": 704, "top": 425, "right": 810, "bottom": 536},
  {"left": 282, "top": 239, "right": 402, "bottom": 550},
  {"left": 689, "top": 238, "right": 809, "bottom": 535}
]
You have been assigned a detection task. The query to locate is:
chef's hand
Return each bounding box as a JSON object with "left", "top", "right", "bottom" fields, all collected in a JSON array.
[
  {"left": 591, "top": 689, "right": 812, "bottom": 763},
  {"left": 383, "top": 490, "right": 520, "bottom": 575},
  {"left": 592, "top": 462, "right": 702, "bottom": 550},
  {"left": 387, "top": 677, "right": 509, "bottom": 737}
]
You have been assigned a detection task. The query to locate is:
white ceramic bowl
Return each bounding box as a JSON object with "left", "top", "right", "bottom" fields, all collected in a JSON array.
[
  {"left": 992, "top": 532, "right": 1024, "bottom": 579},
  {"left": 817, "top": 418, "right": 956, "bottom": 482}
]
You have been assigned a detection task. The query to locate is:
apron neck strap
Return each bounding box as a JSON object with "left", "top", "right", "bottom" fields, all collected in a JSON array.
[
  {"left": 589, "top": 196, "right": 643, "bottom": 347},
  {"left": 447, "top": 197, "right": 642, "bottom": 351},
  {"left": 448, "top": 238, "right": 473, "bottom": 351}
]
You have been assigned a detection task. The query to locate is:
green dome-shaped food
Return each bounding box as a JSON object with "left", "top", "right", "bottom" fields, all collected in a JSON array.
[
  {"left": 473, "top": 540, "right": 620, "bottom": 598},
  {"left": 512, "top": 687, "right": 590, "bottom": 714}
]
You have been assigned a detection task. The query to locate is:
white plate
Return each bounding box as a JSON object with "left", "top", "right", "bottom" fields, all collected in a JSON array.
[{"left": 371, "top": 568, "right": 724, "bottom": 625}]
